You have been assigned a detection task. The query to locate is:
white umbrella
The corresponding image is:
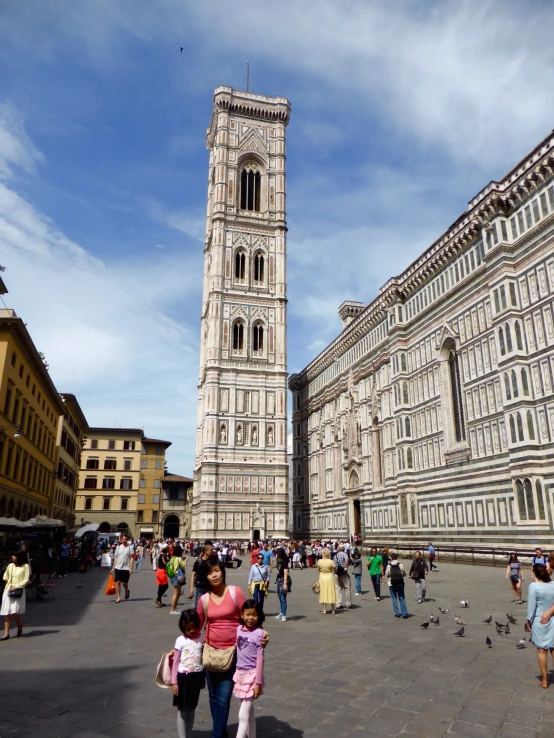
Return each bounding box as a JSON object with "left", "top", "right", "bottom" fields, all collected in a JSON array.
[
  {"left": 23, "top": 516, "right": 65, "bottom": 529},
  {"left": 0, "top": 517, "right": 26, "bottom": 529},
  {"left": 75, "top": 523, "right": 100, "bottom": 538}
]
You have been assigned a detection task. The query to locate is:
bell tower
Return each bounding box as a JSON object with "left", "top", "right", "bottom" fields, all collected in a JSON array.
[{"left": 191, "top": 86, "right": 291, "bottom": 540}]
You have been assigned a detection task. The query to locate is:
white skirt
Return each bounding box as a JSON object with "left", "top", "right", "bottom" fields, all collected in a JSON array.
[{"left": 0, "top": 585, "right": 26, "bottom": 616}]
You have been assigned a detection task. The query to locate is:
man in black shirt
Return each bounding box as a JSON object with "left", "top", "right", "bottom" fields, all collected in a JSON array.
[{"left": 189, "top": 540, "right": 213, "bottom": 607}]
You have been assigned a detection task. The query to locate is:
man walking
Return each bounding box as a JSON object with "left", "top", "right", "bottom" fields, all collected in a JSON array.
[
  {"left": 367, "top": 546, "right": 384, "bottom": 601},
  {"left": 409, "top": 550, "right": 429, "bottom": 603},
  {"left": 428, "top": 542, "right": 438, "bottom": 571},
  {"left": 111, "top": 535, "right": 133, "bottom": 603},
  {"left": 334, "top": 543, "right": 352, "bottom": 609},
  {"left": 385, "top": 553, "right": 409, "bottom": 618},
  {"left": 189, "top": 540, "right": 213, "bottom": 607}
]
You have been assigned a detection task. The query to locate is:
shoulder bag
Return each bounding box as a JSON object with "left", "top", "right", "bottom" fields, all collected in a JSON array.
[
  {"left": 7, "top": 565, "right": 23, "bottom": 598},
  {"left": 201, "top": 586, "right": 238, "bottom": 672},
  {"left": 154, "top": 651, "right": 174, "bottom": 688}
]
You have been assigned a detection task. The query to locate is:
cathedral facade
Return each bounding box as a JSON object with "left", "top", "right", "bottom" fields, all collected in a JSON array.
[
  {"left": 290, "top": 130, "right": 554, "bottom": 547},
  {"left": 191, "top": 87, "right": 290, "bottom": 541}
]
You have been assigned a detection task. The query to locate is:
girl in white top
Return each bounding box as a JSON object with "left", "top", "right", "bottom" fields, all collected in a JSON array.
[{"left": 171, "top": 609, "right": 205, "bottom": 738}]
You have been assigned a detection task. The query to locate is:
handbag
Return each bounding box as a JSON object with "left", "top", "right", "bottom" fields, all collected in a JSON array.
[
  {"left": 7, "top": 565, "right": 24, "bottom": 598},
  {"left": 105, "top": 572, "right": 116, "bottom": 596},
  {"left": 311, "top": 581, "right": 320, "bottom": 595},
  {"left": 201, "top": 589, "right": 237, "bottom": 672},
  {"left": 155, "top": 651, "right": 174, "bottom": 688}
]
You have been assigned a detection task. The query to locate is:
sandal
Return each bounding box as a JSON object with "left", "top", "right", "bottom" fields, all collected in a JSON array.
[
  {"left": 114, "top": 599, "right": 121, "bottom": 604},
  {"left": 538, "top": 681, "right": 549, "bottom": 689}
]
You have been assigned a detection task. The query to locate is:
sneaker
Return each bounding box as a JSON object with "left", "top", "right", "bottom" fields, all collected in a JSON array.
[
  {"left": 281, "top": 616, "right": 287, "bottom": 622},
  {"left": 376, "top": 597, "right": 381, "bottom": 602},
  {"left": 275, "top": 613, "right": 282, "bottom": 620},
  {"left": 354, "top": 592, "right": 360, "bottom": 596},
  {"left": 336, "top": 604, "right": 343, "bottom": 609},
  {"left": 154, "top": 600, "right": 162, "bottom": 607},
  {"left": 394, "top": 614, "right": 401, "bottom": 618},
  {"left": 402, "top": 615, "right": 409, "bottom": 619},
  {"left": 417, "top": 599, "right": 422, "bottom": 604},
  {"left": 170, "top": 610, "right": 181, "bottom": 615}
]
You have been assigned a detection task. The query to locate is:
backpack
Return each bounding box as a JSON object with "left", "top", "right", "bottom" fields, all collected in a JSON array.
[
  {"left": 389, "top": 563, "right": 404, "bottom": 587},
  {"left": 166, "top": 557, "right": 177, "bottom": 578}
]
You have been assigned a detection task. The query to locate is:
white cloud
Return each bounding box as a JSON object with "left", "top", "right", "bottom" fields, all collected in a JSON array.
[
  {"left": 0, "top": 110, "right": 202, "bottom": 472},
  {"left": 0, "top": 103, "right": 45, "bottom": 179}
]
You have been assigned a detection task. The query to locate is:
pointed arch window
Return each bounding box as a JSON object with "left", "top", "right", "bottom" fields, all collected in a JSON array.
[
  {"left": 499, "top": 327, "right": 506, "bottom": 356},
  {"left": 515, "top": 321, "right": 523, "bottom": 351},
  {"left": 234, "top": 250, "right": 246, "bottom": 282},
  {"left": 511, "top": 370, "right": 518, "bottom": 398},
  {"left": 406, "top": 448, "right": 413, "bottom": 468},
  {"left": 232, "top": 321, "right": 245, "bottom": 353},
  {"left": 536, "top": 480, "right": 546, "bottom": 520},
  {"left": 516, "top": 412, "right": 524, "bottom": 441},
  {"left": 527, "top": 411, "right": 535, "bottom": 440},
  {"left": 240, "top": 165, "right": 261, "bottom": 212},
  {"left": 524, "top": 478, "right": 536, "bottom": 518},
  {"left": 401, "top": 353, "right": 407, "bottom": 372},
  {"left": 253, "top": 252, "right": 265, "bottom": 283},
  {"left": 448, "top": 348, "right": 466, "bottom": 442},
  {"left": 516, "top": 479, "right": 526, "bottom": 519},
  {"left": 522, "top": 368, "right": 529, "bottom": 396},
  {"left": 405, "top": 417, "right": 411, "bottom": 437},
  {"left": 505, "top": 323, "right": 513, "bottom": 352},
  {"left": 504, "top": 373, "right": 511, "bottom": 400},
  {"left": 509, "top": 415, "right": 517, "bottom": 443},
  {"left": 252, "top": 323, "right": 264, "bottom": 354},
  {"left": 402, "top": 382, "right": 409, "bottom": 404}
]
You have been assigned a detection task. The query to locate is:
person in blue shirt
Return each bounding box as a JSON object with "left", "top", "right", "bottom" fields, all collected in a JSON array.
[
  {"left": 259, "top": 542, "right": 274, "bottom": 571},
  {"left": 428, "top": 543, "right": 438, "bottom": 571}
]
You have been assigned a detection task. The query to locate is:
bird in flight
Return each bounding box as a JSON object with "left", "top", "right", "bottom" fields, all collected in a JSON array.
[
  {"left": 486, "top": 637, "right": 492, "bottom": 648},
  {"left": 180, "top": 47, "right": 183, "bottom": 52}
]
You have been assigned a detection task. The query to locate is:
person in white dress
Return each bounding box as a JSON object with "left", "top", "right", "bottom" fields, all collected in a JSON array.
[{"left": 2, "top": 552, "right": 30, "bottom": 640}]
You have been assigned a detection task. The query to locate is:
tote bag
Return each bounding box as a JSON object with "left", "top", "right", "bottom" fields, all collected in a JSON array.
[
  {"left": 201, "top": 586, "right": 239, "bottom": 672},
  {"left": 105, "top": 572, "right": 116, "bottom": 596}
]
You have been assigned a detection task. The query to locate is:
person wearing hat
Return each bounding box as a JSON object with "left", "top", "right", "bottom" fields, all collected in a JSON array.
[{"left": 333, "top": 543, "right": 352, "bottom": 609}]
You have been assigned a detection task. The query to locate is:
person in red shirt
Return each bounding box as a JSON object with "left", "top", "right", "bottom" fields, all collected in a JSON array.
[
  {"left": 154, "top": 557, "right": 169, "bottom": 607},
  {"left": 249, "top": 543, "right": 261, "bottom": 566}
]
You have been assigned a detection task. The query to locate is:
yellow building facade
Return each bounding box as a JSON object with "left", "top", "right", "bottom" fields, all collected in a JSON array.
[
  {"left": 52, "top": 394, "right": 89, "bottom": 527},
  {"left": 0, "top": 309, "right": 65, "bottom": 520},
  {"left": 139, "top": 438, "right": 171, "bottom": 539}
]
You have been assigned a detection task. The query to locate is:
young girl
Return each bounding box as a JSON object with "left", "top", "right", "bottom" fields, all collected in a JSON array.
[
  {"left": 233, "top": 599, "right": 265, "bottom": 738},
  {"left": 154, "top": 557, "right": 169, "bottom": 607},
  {"left": 171, "top": 609, "right": 205, "bottom": 738}
]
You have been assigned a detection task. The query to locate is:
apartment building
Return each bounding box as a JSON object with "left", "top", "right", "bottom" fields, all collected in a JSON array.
[
  {"left": 52, "top": 394, "right": 89, "bottom": 526},
  {"left": 0, "top": 309, "right": 65, "bottom": 520},
  {"left": 138, "top": 437, "right": 171, "bottom": 539}
]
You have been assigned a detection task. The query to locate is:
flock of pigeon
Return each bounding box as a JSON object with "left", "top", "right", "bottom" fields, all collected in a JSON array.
[{"left": 419, "top": 601, "right": 527, "bottom": 649}]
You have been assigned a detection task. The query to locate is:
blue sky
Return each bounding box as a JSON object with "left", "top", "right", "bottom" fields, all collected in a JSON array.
[{"left": 1, "top": 0, "right": 554, "bottom": 474}]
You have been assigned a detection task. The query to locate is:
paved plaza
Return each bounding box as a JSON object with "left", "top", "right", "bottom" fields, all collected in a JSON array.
[{"left": 1, "top": 560, "right": 554, "bottom": 738}]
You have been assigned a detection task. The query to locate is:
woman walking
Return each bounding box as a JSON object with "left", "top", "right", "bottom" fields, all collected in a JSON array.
[
  {"left": 169, "top": 545, "right": 188, "bottom": 615},
  {"left": 316, "top": 548, "right": 337, "bottom": 614},
  {"left": 274, "top": 548, "right": 290, "bottom": 622},
  {"left": 350, "top": 546, "right": 362, "bottom": 596},
  {"left": 409, "top": 551, "right": 429, "bottom": 604},
  {"left": 526, "top": 564, "right": 554, "bottom": 688},
  {"left": 506, "top": 553, "right": 524, "bottom": 604},
  {"left": 248, "top": 553, "right": 269, "bottom": 611},
  {"left": 2, "top": 551, "right": 30, "bottom": 640}
]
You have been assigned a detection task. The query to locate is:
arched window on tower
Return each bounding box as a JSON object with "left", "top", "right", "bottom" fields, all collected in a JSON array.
[
  {"left": 448, "top": 347, "right": 466, "bottom": 442},
  {"left": 401, "top": 353, "right": 407, "bottom": 371},
  {"left": 504, "top": 373, "right": 511, "bottom": 401},
  {"left": 505, "top": 323, "right": 513, "bottom": 352},
  {"left": 516, "top": 412, "right": 524, "bottom": 441},
  {"left": 253, "top": 252, "right": 265, "bottom": 284},
  {"left": 511, "top": 370, "right": 518, "bottom": 398},
  {"left": 537, "top": 480, "right": 546, "bottom": 520},
  {"left": 252, "top": 323, "right": 264, "bottom": 355},
  {"left": 405, "top": 417, "right": 411, "bottom": 437},
  {"left": 499, "top": 327, "right": 506, "bottom": 356},
  {"left": 522, "top": 368, "right": 529, "bottom": 396},
  {"left": 240, "top": 164, "right": 261, "bottom": 212},
  {"left": 527, "top": 410, "right": 535, "bottom": 440},
  {"left": 516, "top": 479, "right": 526, "bottom": 519},
  {"left": 234, "top": 250, "right": 246, "bottom": 282},
  {"left": 232, "top": 321, "right": 244, "bottom": 354},
  {"left": 524, "top": 478, "right": 535, "bottom": 518},
  {"left": 515, "top": 321, "right": 523, "bottom": 351},
  {"left": 509, "top": 415, "right": 516, "bottom": 443}
]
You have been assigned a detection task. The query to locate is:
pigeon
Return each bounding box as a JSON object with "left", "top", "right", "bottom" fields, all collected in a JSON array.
[
  {"left": 429, "top": 614, "right": 436, "bottom": 623},
  {"left": 506, "top": 614, "right": 517, "bottom": 624},
  {"left": 505, "top": 623, "right": 510, "bottom": 635},
  {"left": 459, "top": 600, "right": 470, "bottom": 608},
  {"left": 75, "top": 585, "right": 82, "bottom": 590},
  {"left": 455, "top": 615, "right": 466, "bottom": 625},
  {"left": 421, "top": 622, "right": 429, "bottom": 629},
  {"left": 516, "top": 638, "right": 526, "bottom": 649},
  {"left": 486, "top": 637, "right": 492, "bottom": 648},
  {"left": 496, "top": 627, "right": 504, "bottom": 635},
  {"left": 434, "top": 616, "right": 440, "bottom": 626},
  {"left": 438, "top": 607, "right": 449, "bottom": 614},
  {"left": 495, "top": 621, "right": 505, "bottom": 629},
  {"left": 483, "top": 615, "right": 492, "bottom": 624},
  {"left": 454, "top": 627, "right": 465, "bottom": 637}
]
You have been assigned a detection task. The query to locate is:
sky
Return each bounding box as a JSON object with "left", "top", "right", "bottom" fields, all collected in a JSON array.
[{"left": 1, "top": 0, "right": 554, "bottom": 474}]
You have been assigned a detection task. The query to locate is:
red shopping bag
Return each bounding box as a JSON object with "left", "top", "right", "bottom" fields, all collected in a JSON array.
[{"left": 105, "top": 572, "right": 116, "bottom": 596}]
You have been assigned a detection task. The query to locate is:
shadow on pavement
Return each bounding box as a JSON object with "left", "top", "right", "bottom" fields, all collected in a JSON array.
[{"left": 193, "top": 716, "right": 305, "bottom": 738}]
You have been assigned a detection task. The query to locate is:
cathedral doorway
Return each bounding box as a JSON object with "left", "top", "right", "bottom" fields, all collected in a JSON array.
[
  {"left": 353, "top": 499, "right": 361, "bottom": 536},
  {"left": 163, "top": 515, "right": 180, "bottom": 539},
  {"left": 253, "top": 529, "right": 261, "bottom": 542}
]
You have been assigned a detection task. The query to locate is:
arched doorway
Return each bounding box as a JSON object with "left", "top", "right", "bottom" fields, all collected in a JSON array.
[
  {"left": 163, "top": 515, "right": 180, "bottom": 539},
  {"left": 117, "top": 522, "right": 129, "bottom": 535},
  {"left": 98, "top": 521, "right": 111, "bottom": 533}
]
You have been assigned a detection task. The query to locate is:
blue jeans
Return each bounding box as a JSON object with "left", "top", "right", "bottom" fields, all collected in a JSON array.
[
  {"left": 195, "top": 586, "right": 209, "bottom": 609},
  {"left": 354, "top": 573, "right": 362, "bottom": 594},
  {"left": 205, "top": 662, "right": 235, "bottom": 738},
  {"left": 278, "top": 590, "right": 287, "bottom": 616},
  {"left": 390, "top": 585, "right": 408, "bottom": 617},
  {"left": 252, "top": 583, "right": 265, "bottom": 610},
  {"left": 370, "top": 573, "right": 381, "bottom": 598},
  {"left": 136, "top": 556, "right": 142, "bottom": 570}
]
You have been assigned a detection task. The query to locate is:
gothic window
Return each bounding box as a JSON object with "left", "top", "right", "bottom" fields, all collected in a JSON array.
[
  {"left": 499, "top": 327, "right": 505, "bottom": 356},
  {"left": 515, "top": 321, "right": 523, "bottom": 351},
  {"left": 234, "top": 250, "right": 246, "bottom": 282},
  {"left": 448, "top": 348, "right": 466, "bottom": 442},
  {"left": 253, "top": 252, "right": 265, "bottom": 283},
  {"left": 504, "top": 373, "right": 511, "bottom": 400},
  {"left": 510, "top": 415, "right": 517, "bottom": 443},
  {"left": 511, "top": 370, "right": 518, "bottom": 398},
  {"left": 400, "top": 494, "right": 408, "bottom": 525},
  {"left": 405, "top": 417, "right": 411, "bottom": 437},
  {"left": 402, "top": 382, "right": 409, "bottom": 404},
  {"left": 240, "top": 165, "right": 261, "bottom": 212},
  {"left": 516, "top": 412, "right": 524, "bottom": 441},
  {"left": 527, "top": 411, "right": 535, "bottom": 440},
  {"left": 505, "top": 323, "right": 513, "bottom": 352},
  {"left": 522, "top": 368, "right": 529, "bottom": 396},
  {"left": 401, "top": 353, "right": 407, "bottom": 371},
  {"left": 232, "top": 321, "right": 244, "bottom": 353},
  {"left": 524, "top": 478, "right": 535, "bottom": 518},
  {"left": 536, "top": 480, "right": 546, "bottom": 520},
  {"left": 406, "top": 448, "right": 413, "bottom": 468},
  {"left": 516, "top": 479, "right": 526, "bottom": 519},
  {"left": 252, "top": 323, "right": 264, "bottom": 354}
]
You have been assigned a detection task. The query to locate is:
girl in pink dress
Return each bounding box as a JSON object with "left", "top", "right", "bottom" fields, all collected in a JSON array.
[{"left": 233, "top": 599, "right": 265, "bottom": 738}]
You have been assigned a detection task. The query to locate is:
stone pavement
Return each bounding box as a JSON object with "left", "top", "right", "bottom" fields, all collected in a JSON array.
[{"left": 1, "top": 558, "right": 554, "bottom": 738}]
